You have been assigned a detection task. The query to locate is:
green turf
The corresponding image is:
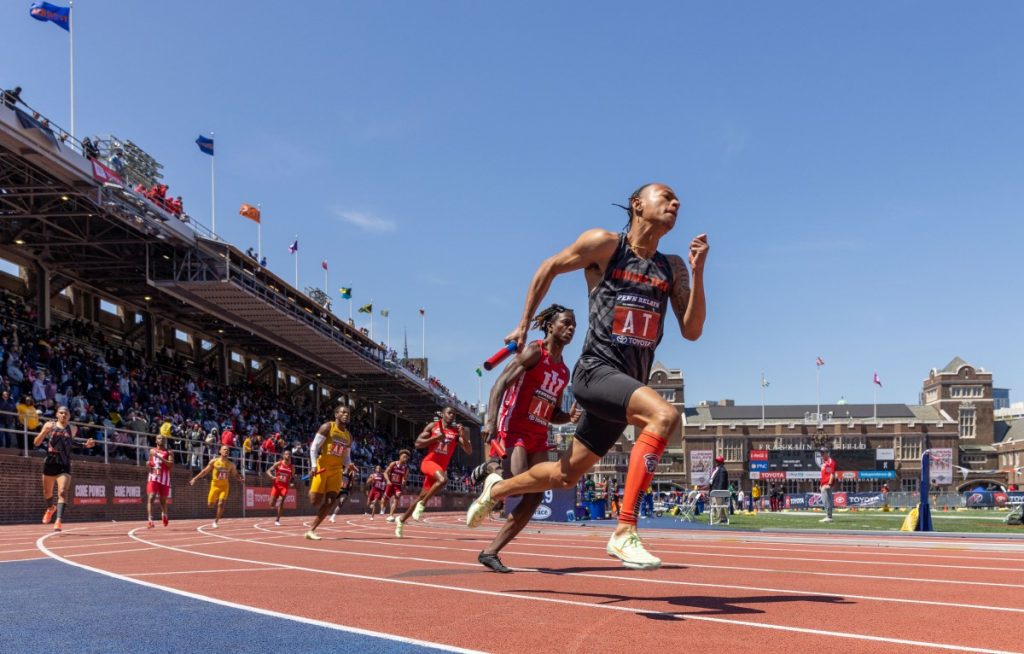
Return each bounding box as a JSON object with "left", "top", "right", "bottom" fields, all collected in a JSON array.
[{"left": 702, "top": 509, "right": 1024, "bottom": 534}]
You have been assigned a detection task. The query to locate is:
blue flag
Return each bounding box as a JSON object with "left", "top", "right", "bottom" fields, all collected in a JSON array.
[
  {"left": 29, "top": 2, "right": 70, "bottom": 31},
  {"left": 195, "top": 135, "right": 214, "bottom": 156},
  {"left": 287, "top": 239, "right": 298, "bottom": 254}
]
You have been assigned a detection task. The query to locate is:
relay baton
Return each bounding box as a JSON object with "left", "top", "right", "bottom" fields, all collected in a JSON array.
[{"left": 483, "top": 342, "right": 518, "bottom": 371}]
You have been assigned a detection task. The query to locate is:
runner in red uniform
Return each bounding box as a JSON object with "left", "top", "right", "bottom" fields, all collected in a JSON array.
[
  {"left": 146, "top": 434, "right": 173, "bottom": 529},
  {"left": 384, "top": 450, "right": 411, "bottom": 522},
  {"left": 365, "top": 465, "right": 387, "bottom": 519},
  {"left": 473, "top": 305, "right": 579, "bottom": 572},
  {"left": 395, "top": 406, "right": 471, "bottom": 538},
  {"left": 266, "top": 450, "right": 295, "bottom": 526}
]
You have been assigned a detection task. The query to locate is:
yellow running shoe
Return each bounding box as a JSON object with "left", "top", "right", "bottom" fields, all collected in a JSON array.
[
  {"left": 394, "top": 517, "right": 404, "bottom": 538},
  {"left": 466, "top": 473, "right": 502, "bottom": 528},
  {"left": 304, "top": 530, "right": 321, "bottom": 541}
]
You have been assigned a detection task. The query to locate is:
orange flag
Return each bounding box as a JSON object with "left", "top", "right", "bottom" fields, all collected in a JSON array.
[{"left": 239, "top": 203, "right": 261, "bottom": 223}]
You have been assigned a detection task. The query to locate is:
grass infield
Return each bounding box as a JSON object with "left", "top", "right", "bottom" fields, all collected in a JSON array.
[{"left": 705, "top": 509, "right": 1023, "bottom": 533}]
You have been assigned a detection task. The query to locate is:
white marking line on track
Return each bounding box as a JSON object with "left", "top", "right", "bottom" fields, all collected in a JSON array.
[
  {"left": 320, "top": 521, "right": 1024, "bottom": 615},
  {"left": 34, "top": 530, "right": 485, "bottom": 654},
  {"left": 122, "top": 523, "right": 1019, "bottom": 654},
  {"left": 339, "top": 520, "right": 1024, "bottom": 590},
  {"left": 0, "top": 557, "right": 46, "bottom": 563},
  {"left": 127, "top": 567, "right": 290, "bottom": 577}
]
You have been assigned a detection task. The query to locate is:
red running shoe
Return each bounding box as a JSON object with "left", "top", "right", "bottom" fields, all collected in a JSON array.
[
  {"left": 147, "top": 520, "right": 155, "bottom": 529},
  {"left": 53, "top": 519, "right": 62, "bottom": 532},
  {"left": 42, "top": 506, "right": 56, "bottom": 525},
  {"left": 162, "top": 514, "right": 168, "bottom": 527}
]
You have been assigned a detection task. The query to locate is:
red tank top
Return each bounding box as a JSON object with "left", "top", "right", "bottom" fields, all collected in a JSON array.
[
  {"left": 424, "top": 421, "right": 460, "bottom": 467},
  {"left": 274, "top": 462, "right": 294, "bottom": 485},
  {"left": 497, "top": 340, "right": 570, "bottom": 438},
  {"left": 370, "top": 472, "right": 387, "bottom": 491},
  {"left": 388, "top": 463, "right": 408, "bottom": 485},
  {"left": 147, "top": 448, "right": 172, "bottom": 486}
]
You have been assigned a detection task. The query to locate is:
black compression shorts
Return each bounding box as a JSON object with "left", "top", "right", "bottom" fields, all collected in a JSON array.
[
  {"left": 571, "top": 360, "right": 644, "bottom": 457},
  {"left": 43, "top": 460, "right": 71, "bottom": 477}
]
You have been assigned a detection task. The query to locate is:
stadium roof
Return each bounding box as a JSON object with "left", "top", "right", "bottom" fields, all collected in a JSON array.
[{"left": 686, "top": 403, "right": 947, "bottom": 424}]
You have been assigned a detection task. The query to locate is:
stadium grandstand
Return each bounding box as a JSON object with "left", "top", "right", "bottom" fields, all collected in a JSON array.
[{"left": 0, "top": 86, "right": 482, "bottom": 520}]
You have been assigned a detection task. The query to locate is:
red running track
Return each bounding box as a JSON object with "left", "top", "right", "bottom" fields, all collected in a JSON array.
[{"left": 7, "top": 513, "right": 1024, "bottom": 654}]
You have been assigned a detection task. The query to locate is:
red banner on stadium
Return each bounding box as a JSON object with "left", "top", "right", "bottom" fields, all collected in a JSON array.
[
  {"left": 244, "top": 487, "right": 297, "bottom": 510},
  {"left": 91, "top": 159, "right": 123, "bottom": 186},
  {"left": 749, "top": 449, "right": 769, "bottom": 461}
]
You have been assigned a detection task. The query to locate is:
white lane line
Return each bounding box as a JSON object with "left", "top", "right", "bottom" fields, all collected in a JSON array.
[
  {"left": 0, "top": 557, "right": 46, "bottom": 563},
  {"left": 65, "top": 547, "right": 158, "bottom": 557},
  {"left": 127, "top": 567, "right": 290, "bottom": 577},
  {"left": 35, "top": 530, "right": 485, "bottom": 654},
  {"left": 332, "top": 521, "right": 1024, "bottom": 590},
  {"left": 125, "top": 524, "right": 1018, "bottom": 654}
]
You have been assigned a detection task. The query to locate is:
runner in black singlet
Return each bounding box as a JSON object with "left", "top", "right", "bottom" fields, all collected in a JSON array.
[
  {"left": 467, "top": 183, "right": 708, "bottom": 570},
  {"left": 34, "top": 406, "right": 95, "bottom": 532}
]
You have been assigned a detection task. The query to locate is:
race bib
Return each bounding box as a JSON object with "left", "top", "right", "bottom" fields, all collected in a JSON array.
[
  {"left": 216, "top": 469, "right": 227, "bottom": 481},
  {"left": 329, "top": 440, "right": 347, "bottom": 457},
  {"left": 611, "top": 297, "right": 661, "bottom": 348},
  {"left": 528, "top": 396, "right": 555, "bottom": 425}
]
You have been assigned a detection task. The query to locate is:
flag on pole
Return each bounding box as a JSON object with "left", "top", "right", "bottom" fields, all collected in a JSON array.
[
  {"left": 475, "top": 368, "right": 483, "bottom": 377},
  {"left": 380, "top": 309, "right": 389, "bottom": 317},
  {"left": 29, "top": 2, "right": 70, "bottom": 31},
  {"left": 321, "top": 260, "right": 328, "bottom": 271},
  {"left": 815, "top": 356, "right": 825, "bottom": 367},
  {"left": 239, "top": 203, "right": 260, "bottom": 223},
  {"left": 761, "top": 374, "right": 770, "bottom": 388},
  {"left": 358, "top": 303, "right": 373, "bottom": 314},
  {"left": 339, "top": 287, "right": 352, "bottom": 299},
  {"left": 873, "top": 372, "right": 882, "bottom": 387},
  {"left": 418, "top": 308, "right": 425, "bottom": 316},
  {"left": 287, "top": 239, "right": 298, "bottom": 254},
  {"left": 195, "top": 135, "right": 214, "bottom": 156}
]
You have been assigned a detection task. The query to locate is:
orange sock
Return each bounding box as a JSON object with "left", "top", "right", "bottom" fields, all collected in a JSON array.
[{"left": 618, "top": 431, "right": 667, "bottom": 526}]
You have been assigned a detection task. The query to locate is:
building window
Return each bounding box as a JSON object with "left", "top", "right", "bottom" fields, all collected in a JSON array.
[
  {"left": 99, "top": 299, "right": 120, "bottom": 315},
  {"left": 175, "top": 329, "right": 190, "bottom": 343},
  {"left": 840, "top": 479, "right": 857, "bottom": 492},
  {"left": 897, "top": 436, "right": 922, "bottom": 461},
  {"left": 951, "top": 386, "right": 983, "bottom": 399},
  {"left": 716, "top": 438, "right": 744, "bottom": 462},
  {"left": 901, "top": 478, "right": 918, "bottom": 493},
  {"left": 230, "top": 352, "right": 243, "bottom": 364},
  {"left": 959, "top": 408, "right": 976, "bottom": 439},
  {"left": 924, "top": 388, "right": 938, "bottom": 403},
  {"left": 659, "top": 390, "right": 675, "bottom": 402}
]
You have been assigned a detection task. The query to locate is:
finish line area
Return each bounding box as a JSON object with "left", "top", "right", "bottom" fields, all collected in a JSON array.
[{"left": 3, "top": 514, "right": 1024, "bottom": 653}]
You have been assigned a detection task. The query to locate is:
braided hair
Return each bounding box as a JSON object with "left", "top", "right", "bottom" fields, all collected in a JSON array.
[
  {"left": 612, "top": 183, "right": 654, "bottom": 232},
  {"left": 531, "top": 304, "right": 574, "bottom": 335}
]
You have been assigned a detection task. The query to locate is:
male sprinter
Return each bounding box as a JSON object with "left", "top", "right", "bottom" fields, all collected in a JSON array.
[
  {"left": 305, "top": 405, "right": 359, "bottom": 540},
  {"left": 146, "top": 434, "right": 173, "bottom": 528},
  {"left": 190, "top": 445, "right": 243, "bottom": 528},
  {"left": 266, "top": 450, "right": 295, "bottom": 526},
  {"left": 475, "top": 304, "right": 579, "bottom": 573},
  {"left": 365, "top": 465, "right": 387, "bottom": 519},
  {"left": 384, "top": 450, "right": 411, "bottom": 522},
  {"left": 395, "top": 406, "right": 471, "bottom": 537},
  {"left": 468, "top": 182, "right": 708, "bottom": 570},
  {"left": 35, "top": 406, "right": 95, "bottom": 532}
]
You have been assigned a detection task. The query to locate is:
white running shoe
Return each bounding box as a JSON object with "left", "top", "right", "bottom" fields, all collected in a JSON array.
[
  {"left": 466, "top": 473, "right": 503, "bottom": 528},
  {"left": 274, "top": 520, "right": 281, "bottom": 527},
  {"left": 411, "top": 501, "right": 426, "bottom": 521},
  {"left": 820, "top": 517, "right": 833, "bottom": 523},
  {"left": 210, "top": 522, "right": 218, "bottom": 529},
  {"left": 369, "top": 513, "right": 374, "bottom": 521},
  {"left": 606, "top": 529, "right": 661, "bottom": 570},
  {"left": 305, "top": 530, "right": 322, "bottom": 541},
  {"left": 394, "top": 517, "right": 404, "bottom": 538},
  {"left": 386, "top": 515, "right": 395, "bottom": 523},
  {"left": 329, "top": 514, "right": 336, "bottom": 523}
]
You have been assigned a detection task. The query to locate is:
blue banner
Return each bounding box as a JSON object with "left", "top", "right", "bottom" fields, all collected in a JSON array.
[
  {"left": 749, "top": 461, "right": 768, "bottom": 472},
  {"left": 858, "top": 470, "right": 896, "bottom": 480},
  {"left": 195, "top": 135, "right": 214, "bottom": 155},
  {"left": 29, "top": 2, "right": 70, "bottom": 31},
  {"left": 963, "top": 491, "right": 1022, "bottom": 508}
]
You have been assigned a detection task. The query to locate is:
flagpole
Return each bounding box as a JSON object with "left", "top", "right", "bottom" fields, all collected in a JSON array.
[
  {"left": 348, "top": 297, "right": 352, "bottom": 322},
  {"left": 369, "top": 300, "right": 374, "bottom": 340},
  {"left": 323, "top": 265, "right": 327, "bottom": 293},
  {"left": 386, "top": 314, "right": 391, "bottom": 351},
  {"left": 256, "top": 203, "right": 262, "bottom": 260},
  {"left": 873, "top": 384, "right": 878, "bottom": 422},
  {"left": 760, "top": 372, "right": 766, "bottom": 428},
  {"left": 293, "top": 236, "right": 298, "bottom": 288},
  {"left": 68, "top": 0, "right": 75, "bottom": 138},
  {"left": 210, "top": 132, "right": 216, "bottom": 236},
  {"left": 421, "top": 311, "right": 426, "bottom": 359},
  {"left": 816, "top": 364, "right": 821, "bottom": 419}
]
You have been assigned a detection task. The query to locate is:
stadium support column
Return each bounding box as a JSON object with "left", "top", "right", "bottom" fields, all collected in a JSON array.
[
  {"left": 314, "top": 383, "right": 320, "bottom": 413},
  {"left": 34, "top": 263, "right": 51, "bottom": 330},
  {"left": 272, "top": 360, "right": 280, "bottom": 395},
  {"left": 218, "top": 343, "right": 229, "bottom": 385},
  {"left": 143, "top": 312, "right": 156, "bottom": 361}
]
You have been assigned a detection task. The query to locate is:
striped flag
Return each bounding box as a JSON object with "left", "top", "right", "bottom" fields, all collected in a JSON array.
[
  {"left": 29, "top": 2, "right": 70, "bottom": 31},
  {"left": 339, "top": 287, "right": 352, "bottom": 299},
  {"left": 195, "top": 135, "right": 214, "bottom": 156},
  {"left": 873, "top": 372, "right": 882, "bottom": 387},
  {"left": 358, "top": 303, "right": 373, "bottom": 314},
  {"left": 815, "top": 356, "right": 825, "bottom": 367}
]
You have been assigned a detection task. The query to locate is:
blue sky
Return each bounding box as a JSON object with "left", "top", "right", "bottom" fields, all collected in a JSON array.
[{"left": 3, "top": 2, "right": 1022, "bottom": 409}]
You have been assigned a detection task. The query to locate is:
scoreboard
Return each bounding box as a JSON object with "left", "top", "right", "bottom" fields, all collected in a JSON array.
[{"left": 749, "top": 449, "right": 895, "bottom": 481}]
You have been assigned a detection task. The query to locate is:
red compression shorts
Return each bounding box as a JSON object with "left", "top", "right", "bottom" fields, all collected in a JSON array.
[
  {"left": 384, "top": 484, "right": 402, "bottom": 499},
  {"left": 270, "top": 483, "right": 289, "bottom": 499},
  {"left": 146, "top": 481, "right": 170, "bottom": 498},
  {"left": 420, "top": 459, "right": 445, "bottom": 491},
  {"left": 502, "top": 431, "right": 550, "bottom": 456}
]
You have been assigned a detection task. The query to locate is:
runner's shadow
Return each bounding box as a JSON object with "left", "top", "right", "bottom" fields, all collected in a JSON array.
[{"left": 519, "top": 589, "right": 853, "bottom": 618}]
